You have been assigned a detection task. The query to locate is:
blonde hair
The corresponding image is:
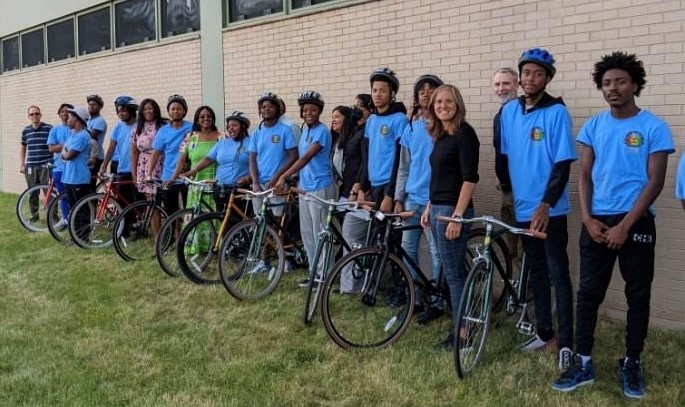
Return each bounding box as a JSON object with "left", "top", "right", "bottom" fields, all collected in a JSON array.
[{"left": 427, "top": 84, "right": 467, "bottom": 140}]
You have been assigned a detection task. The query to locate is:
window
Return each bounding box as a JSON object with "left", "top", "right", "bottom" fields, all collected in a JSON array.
[
  {"left": 161, "top": 0, "right": 200, "bottom": 37},
  {"left": 78, "top": 7, "right": 112, "bottom": 55},
  {"left": 228, "top": 0, "right": 283, "bottom": 23},
  {"left": 291, "top": 0, "right": 334, "bottom": 9},
  {"left": 2, "top": 36, "right": 20, "bottom": 72},
  {"left": 47, "top": 19, "right": 75, "bottom": 62},
  {"left": 21, "top": 28, "right": 45, "bottom": 67},
  {"left": 115, "top": 0, "right": 156, "bottom": 47}
]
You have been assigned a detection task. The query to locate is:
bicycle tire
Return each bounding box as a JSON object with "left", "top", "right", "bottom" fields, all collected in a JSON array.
[
  {"left": 16, "top": 184, "right": 56, "bottom": 232},
  {"left": 466, "top": 228, "right": 512, "bottom": 312},
  {"left": 321, "top": 247, "right": 415, "bottom": 349},
  {"left": 454, "top": 260, "right": 493, "bottom": 379},
  {"left": 113, "top": 201, "right": 167, "bottom": 261},
  {"left": 218, "top": 219, "right": 285, "bottom": 301},
  {"left": 46, "top": 191, "right": 70, "bottom": 243},
  {"left": 68, "top": 193, "right": 123, "bottom": 249},
  {"left": 303, "top": 239, "right": 332, "bottom": 325},
  {"left": 156, "top": 209, "right": 198, "bottom": 277}
]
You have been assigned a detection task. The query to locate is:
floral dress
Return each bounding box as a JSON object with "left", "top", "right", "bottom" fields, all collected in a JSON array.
[{"left": 133, "top": 121, "right": 162, "bottom": 194}]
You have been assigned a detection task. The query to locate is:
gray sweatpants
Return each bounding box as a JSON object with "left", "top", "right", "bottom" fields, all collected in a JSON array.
[{"left": 299, "top": 183, "right": 337, "bottom": 279}]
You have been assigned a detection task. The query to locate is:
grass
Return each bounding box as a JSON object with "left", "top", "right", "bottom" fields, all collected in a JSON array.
[{"left": 0, "top": 192, "right": 683, "bottom": 406}]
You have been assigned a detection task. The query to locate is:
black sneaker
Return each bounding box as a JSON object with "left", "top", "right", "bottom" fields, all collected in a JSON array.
[
  {"left": 619, "top": 357, "right": 646, "bottom": 399},
  {"left": 388, "top": 289, "right": 407, "bottom": 308},
  {"left": 417, "top": 306, "right": 444, "bottom": 326},
  {"left": 434, "top": 332, "right": 455, "bottom": 351},
  {"left": 298, "top": 278, "right": 311, "bottom": 288}
]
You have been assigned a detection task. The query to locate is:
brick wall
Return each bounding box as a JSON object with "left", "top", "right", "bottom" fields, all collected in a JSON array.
[{"left": 223, "top": 0, "right": 684, "bottom": 329}]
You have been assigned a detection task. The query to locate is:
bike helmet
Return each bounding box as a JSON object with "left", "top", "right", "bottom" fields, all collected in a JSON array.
[
  {"left": 297, "top": 91, "right": 325, "bottom": 110},
  {"left": 225, "top": 110, "right": 251, "bottom": 129},
  {"left": 370, "top": 67, "right": 400, "bottom": 93},
  {"left": 86, "top": 94, "right": 104, "bottom": 107},
  {"left": 413, "top": 74, "right": 444, "bottom": 95},
  {"left": 166, "top": 94, "right": 188, "bottom": 113},
  {"left": 257, "top": 92, "right": 280, "bottom": 106},
  {"left": 114, "top": 95, "right": 139, "bottom": 111},
  {"left": 518, "top": 48, "right": 556, "bottom": 78}
]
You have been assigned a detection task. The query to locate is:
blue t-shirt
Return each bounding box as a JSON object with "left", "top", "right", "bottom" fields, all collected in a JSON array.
[
  {"left": 676, "top": 153, "right": 685, "bottom": 200},
  {"left": 152, "top": 120, "right": 193, "bottom": 181},
  {"left": 365, "top": 111, "right": 409, "bottom": 187},
  {"left": 46, "top": 124, "right": 71, "bottom": 172},
  {"left": 401, "top": 117, "right": 433, "bottom": 205},
  {"left": 248, "top": 121, "right": 297, "bottom": 184},
  {"left": 87, "top": 115, "right": 108, "bottom": 160},
  {"left": 62, "top": 129, "right": 92, "bottom": 185},
  {"left": 111, "top": 120, "right": 137, "bottom": 174},
  {"left": 501, "top": 100, "right": 577, "bottom": 222},
  {"left": 207, "top": 137, "right": 250, "bottom": 185},
  {"left": 577, "top": 110, "right": 675, "bottom": 215},
  {"left": 298, "top": 122, "right": 334, "bottom": 192}
]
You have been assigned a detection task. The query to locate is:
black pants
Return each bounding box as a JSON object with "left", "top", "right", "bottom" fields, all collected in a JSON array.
[
  {"left": 65, "top": 183, "right": 93, "bottom": 240},
  {"left": 575, "top": 213, "right": 656, "bottom": 360},
  {"left": 161, "top": 183, "right": 187, "bottom": 216},
  {"left": 90, "top": 158, "right": 104, "bottom": 190},
  {"left": 115, "top": 173, "right": 139, "bottom": 235}
]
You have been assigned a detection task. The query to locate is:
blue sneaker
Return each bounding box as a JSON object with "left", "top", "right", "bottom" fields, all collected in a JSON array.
[
  {"left": 551, "top": 354, "right": 596, "bottom": 392},
  {"left": 619, "top": 357, "right": 646, "bottom": 399}
]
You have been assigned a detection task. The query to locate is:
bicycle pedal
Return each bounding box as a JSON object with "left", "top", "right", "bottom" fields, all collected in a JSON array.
[{"left": 518, "top": 322, "right": 535, "bottom": 336}]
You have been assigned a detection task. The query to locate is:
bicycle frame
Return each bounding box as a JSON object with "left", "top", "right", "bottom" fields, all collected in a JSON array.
[{"left": 95, "top": 175, "right": 134, "bottom": 222}]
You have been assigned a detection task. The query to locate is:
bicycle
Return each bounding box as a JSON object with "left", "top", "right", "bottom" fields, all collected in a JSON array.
[
  {"left": 217, "top": 187, "right": 307, "bottom": 300},
  {"left": 436, "top": 215, "right": 544, "bottom": 379},
  {"left": 16, "top": 163, "right": 57, "bottom": 232}
]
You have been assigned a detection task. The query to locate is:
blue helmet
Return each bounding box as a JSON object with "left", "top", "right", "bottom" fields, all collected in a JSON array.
[
  {"left": 518, "top": 48, "right": 556, "bottom": 78},
  {"left": 114, "top": 95, "right": 138, "bottom": 111}
]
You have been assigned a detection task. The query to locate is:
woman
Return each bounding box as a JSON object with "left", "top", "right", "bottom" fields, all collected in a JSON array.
[
  {"left": 420, "top": 84, "right": 480, "bottom": 348},
  {"left": 131, "top": 98, "right": 166, "bottom": 197}
]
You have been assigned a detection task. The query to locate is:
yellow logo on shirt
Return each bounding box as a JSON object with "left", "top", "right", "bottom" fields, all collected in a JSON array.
[
  {"left": 530, "top": 127, "right": 544, "bottom": 141},
  {"left": 271, "top": 134, "right": 280, "bottom": 143},
  {"left": 624, "top": 131, "right": 644, "bottom": 147}
]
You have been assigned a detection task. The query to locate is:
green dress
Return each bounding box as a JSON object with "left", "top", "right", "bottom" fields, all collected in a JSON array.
[{"left": 183, "top": 132, "right": 218, "bottom": 254}]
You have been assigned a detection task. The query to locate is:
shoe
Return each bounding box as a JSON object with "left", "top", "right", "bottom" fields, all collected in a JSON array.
[
  {"left": 298, "top": 278, "right": 321, "bottom": 288},
  {"left": 434, "top": 332, "right": 455, "bottom": 351},
  {"left": 284, "top": 260, "right": 294, "bottom": 273},
  {"left": 559, "top": 347, "right": 573, "bottom": 371},
  {"left": 413, "top": 302, "right": 425, "bottom": 314},
  {"left": 248, "top": 260, "right": 271, "bottom": 274},
  {"left": 417, "top": 306, "right": 444, "bottom": 326},
  {"left": 619, "top": 357, "right": 646, "bottom": 399},
  {"left": 388, "top": 288, "right": 407, "bottom": 308},
  {"left": 519, "top": 334, "right": 558, "bottom": 352},
  {"left": 29, "top": 214, "right": 39, "bottom": 222},
  {"left": 54, "top": 219, "right": 68, "bottom": 232},
  {"left": 551, "top": 354, "right": 596, "bottom": 392}
]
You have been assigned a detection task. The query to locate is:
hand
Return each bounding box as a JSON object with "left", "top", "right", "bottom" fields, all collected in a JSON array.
[
  {"left": 379, "top": 196, "right": 393, "bottom": 212},
  {"left": 445, "top": 222, "right": 463, "bottom": 240},
  {"left": 530, "top": 203, "right": 550, "bottom": 232},
  {"left": 163, "top": 180, "right": 175, "bottom": 189},
  {"left": 252, "top": 182, "right": 262, "bottom": 192},
  {"left": 182, "top": 170, "right": 195, "bottom": 179},
  {"left": 357, "top": 190, "right": 366, "bottom": 203},
  {"left": 393, "top": 201, "right": 404, "bottom": 214},
  {"left": 19, "top": 164, "right": 25, "bottom": 174},
  {"left": 583, "top": 218, "right": 609, "bottom": 244},
  {"left": 420, "top": 206, "right": 431, "bottom": 229},
  {"left": 274, "top": 177, "right": 286, "bottom": 192},
  {"left": 605, "top": 223, "right": 628, "bottom": 250},
  {"left": 348, "top": 192, "right": 358, "bottom": 202}
]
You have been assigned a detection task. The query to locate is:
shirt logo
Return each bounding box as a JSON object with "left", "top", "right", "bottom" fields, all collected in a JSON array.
[
  {"left": 530, "top": 127, "right": 544, "bottom": 141},
  {"left": 271, "top": 134, "right": 281, "bottom": 143},
  {"left": 380, "top": 125, "right": 390, "bottom": 137},
  {"left": 624, "top": 131, "right": 644, "bottom": 148}
]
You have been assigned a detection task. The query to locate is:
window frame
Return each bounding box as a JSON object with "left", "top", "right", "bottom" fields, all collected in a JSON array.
[
  {"left": 76, "top": 4, "right": 113, "bottom": 57},
  {"left": 160, "top": 0, "right": 201, "bottom": 38},
  {"left": 46, "top": 16, "right": 76, "bottom": 63},
  {"left": 19, "top": 26, "right": 46, "bottom": 68},
  {"left": 1, "top": 34, "right": 20, "bottom": 73},
  {"left": 113, "top": 0, "right": 158, "bottom": 48},
  {"left": 223, "top": 0, "right": 370, "bottom": 28}
]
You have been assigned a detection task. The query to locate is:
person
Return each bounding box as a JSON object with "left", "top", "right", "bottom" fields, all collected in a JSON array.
[
  {"left": 148, "top": 95, "right": 193, "bottom": 216},
  {"left": 491, "top": 67, "right": 522, "bottom": 265},
  {"left": 131, "top": 98, "right": 166, "bottom": 198},
  {"left": 552, "top": 52, "right": 675, "bottom": 399},
  {"left": 354, "top": 93, "right": 373, "bottom": 123},
  {"left": 394, "top": 74, "right": 444, "bottom": 324},
  {"left": 46, "top": 103, "right": 74, "bottom": 229},
  {"left": 275, "top": 91, "right": 336, "bottom": 288},
  {"left": 248, "top": 92, "right": 298, "bottom": 217},
  {"left": 676, "top": 153, "right": 685, "bottom": 210},
  {"left": 420, "top": 84, "right": 480, "bottom": 348},
  {"left": 500, "top": 48, "right": 576, "bottom": 368},
  {"left": 20, "top": 105, "right": 53, "bottom": 221},
  {"left": 86, "top": 94, "right": 108, "bottom": 186}
]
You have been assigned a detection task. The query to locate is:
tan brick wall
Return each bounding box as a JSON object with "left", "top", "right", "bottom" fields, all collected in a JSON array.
[
  {"left": 223, "top": 0, "right": 684, "bottom": 329},
  {"left": 0, "top": 37, "right": 202, "bottom": 193}
]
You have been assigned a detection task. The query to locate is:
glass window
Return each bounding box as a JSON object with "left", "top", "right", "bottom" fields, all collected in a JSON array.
[
  {"left": 21, "top": 28, "right": 45, "bottom": 67},
  {"left": 115, "top": 0, "right": 156, "bottom": 47},
  {"left": 2, "top": 36, "right": 20, "bottom": 72},
  {"left": 292, "top": 0, "right": 333, "bottom": 9},
  {"left": 228, "top": 0, "right": 283, "bottom": 23},
  {"left": 78, "top": 7, "right": 112, "bottom": 55},
  {"left": 47, "top": 19, "right": 75, "bottom": 62},
  {"left": 161, "top": 0, "right": 201, "bottom": 38}
]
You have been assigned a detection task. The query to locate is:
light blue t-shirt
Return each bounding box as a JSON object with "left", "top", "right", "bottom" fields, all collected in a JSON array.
[
  {"left": 298, "top": 122, "right": 334, "bottom": 192},
  {"left": 111, "top": 120, "right": 137, "bottom": 174},
  {"left": 577, "top": 110, "right": 675, "bottom": 215},
  {"left": 676, "top": 153, "right": 685, "bottom": 200},
  {"left": 364, "top": 111, "right": 409, "bottom": 187},
  {"left": 207, "top": 137, "right": 250, "bottom": 185},
  {"left": 46, "top": 124, "right": 71, "bottom": 172},
  {"left": 152, "top": 120, "right": 193, "bottom": 181},
  {"left": 401, "top": 117, "right": 433, "bottom": 205},
  {"left": 87, "top": 115, "right": 108, "bottom": 160},
  {"left": 62, "top": 129, "right": 92, "bottom": 185},
  {"left": 248, "top": 121, "right": 297, "bottom": 184},
  {"left": 501, "top": 100, "right": 577, "bottom": 222}
]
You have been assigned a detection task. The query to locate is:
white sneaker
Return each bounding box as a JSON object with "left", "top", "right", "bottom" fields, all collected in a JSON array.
[
  {"left": 54, "top": 219, "right": 68, "bottom": 231},
  {"left": 518, "top": 334, "right": 557, "bottom": 352},
  {"left": 248, "top": 260, "right": 271, "bottom": 274},
  {"left": 559, "top": 347, "right": 573, "bottom": 371}
]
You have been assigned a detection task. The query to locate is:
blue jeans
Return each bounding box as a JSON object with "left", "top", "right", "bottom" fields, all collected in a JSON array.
[
  {"left": 52, "top": 170, "right": 69, "bottom": 220},
  {"left": 403, "top": 199, "right": 442, "bottom": 308},
  {"left": 518, "top": 215, "right": 573, "bottom": 349},
  {"left": 430, "top": 205, "right": 473, "bottom": 327}
]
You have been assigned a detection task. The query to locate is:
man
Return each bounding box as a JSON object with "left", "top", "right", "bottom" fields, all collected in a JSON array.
[
  {"left": 552, "top": 52, "right": 675, "bottom": 399},
  {"left": 500, "top": 48, "right": 576, "bottom": 369},
  {"left": 20, "top": 105, "right": 53, "bottom": 221},
  {"left": 86, "top": 94, "right": 108, "bottom": 186},
  {"left": 676, "top": 153, "right": 685, "bottom": 210}
]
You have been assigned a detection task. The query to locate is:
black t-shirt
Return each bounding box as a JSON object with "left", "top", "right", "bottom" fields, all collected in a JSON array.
[{"left": 429, "top": 122, "right": 480, "bottom": 205}]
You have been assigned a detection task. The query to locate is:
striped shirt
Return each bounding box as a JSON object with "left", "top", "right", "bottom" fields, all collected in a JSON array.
[{"left": 21, "top": 122, "right": 53, "bottom": 167}]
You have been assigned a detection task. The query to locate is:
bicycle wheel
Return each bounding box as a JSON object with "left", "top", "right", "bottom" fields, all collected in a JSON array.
[
  {"left": 176, "top": 212, "right": 225, "bottom": 284},
  {"left": 16, "top": 184, "right": 56, "bottom": 232},
  {"left": 68, "top": 193, "right": 123, "bottom": 249},
  {"left": 303, "top": 239, "right": 332, "bottom": 325},
  {"left": 156, "top": 209, "right": 197, "bottom": 277},
  {"left": 219, "top": 219, "right": 285, "bottom": 301},
  {"left": 321, "top": 247, "right": 414, "bottom": 349},
  {"left": 46, "top": 191, "right": 70, "bottom": 243},
  {"left": 466, "top": 228, "right": 512, "bottom": 312},
  {"left": 454, "top": 260, "right": 493, "bottom": 379},
  {"left": 113, "top": 201, "right": 167, "bottom": 261}
]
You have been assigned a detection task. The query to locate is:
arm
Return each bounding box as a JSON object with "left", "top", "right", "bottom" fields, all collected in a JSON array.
[
  {"left": 276, "top": 143, "right": 322, "bottom": 190},
  {"left": 19, "top": 144, "right": 27, "bottom": 173},
  {"left": 445, "top": 182, "right": 477, "bottom": 240},
  {"left": 100, "top": 139, "right": 117, "bottom": 175},
  {"left": 393, "top": 145, "right": 411, "bottom": 212},
  {"left": 147, "top": 150, "right": 163, "bottom": 180},
  {"left": 578, "top": 145, "right": 608, "bottom": 243},
  {"left": 530, "top": 159, "right": 573, "bottom": 232},
  {"left": 130, "top": 142, "right": 139, "bottom": 184},
  {"left": 184, "top": 157, "right": 216, "bottom": 179},
  {"left": 249, "top": 152, "right": 261, "bottom": 191},
  {"left": 166, "top": 151, "right": 189, "bottom": 187},
  {"left": 269, "top": 147, "right": 298, "bottom": 187}
]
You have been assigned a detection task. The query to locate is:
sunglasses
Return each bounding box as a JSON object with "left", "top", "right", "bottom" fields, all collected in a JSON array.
[{"left": 28, "top": 112, "right": 41, "bottom": 116}]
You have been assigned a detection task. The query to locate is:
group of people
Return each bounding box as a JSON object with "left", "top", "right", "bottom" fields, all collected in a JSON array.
[{"left": 18, "top": 47, "right": 685, "bottom": 399}]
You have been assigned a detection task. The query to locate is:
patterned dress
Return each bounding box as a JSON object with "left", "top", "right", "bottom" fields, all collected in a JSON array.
[{"left": 133, "top": 121, "right": 162, "bottom": 194}]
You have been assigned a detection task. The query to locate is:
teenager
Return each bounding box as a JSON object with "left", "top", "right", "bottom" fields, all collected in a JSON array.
[
  {"left": 46, "top": 103, "right": 74, "bottom": 229},
  {"left": 86, "top": 94, "right": 108, "bottom": 185}
]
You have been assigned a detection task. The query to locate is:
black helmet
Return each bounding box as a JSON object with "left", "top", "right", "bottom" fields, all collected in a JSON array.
[
  {"left": 297, "top": 91, "right": 325, "bottom": 110},
  {"left": 226, "top": 110, "right": 251, "bottom": 129},
  {"left": 86, "top": 94, "right": 104, "bottom": 107},
  {"left": 257, "top": 92, "right": 280, "bottom": 106},
  {"left": 114, "top": 95, "right": 139, "bottom": 111},
  {"left": 166, "top": 94, "right": 188, "bottom": 113},
  {"left": 370, "top": 67, "right": 400, "bottom": 93},
  {"left": 518, "top": 48, "right": 556, "bottom": 78},
  {"left": 413, "top": 74, "right": 444, "bottom": 94}
]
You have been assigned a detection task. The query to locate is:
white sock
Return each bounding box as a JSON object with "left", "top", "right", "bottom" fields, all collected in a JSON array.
[{"left": 579, "top": 354, "right": 592, "bottom": 366}]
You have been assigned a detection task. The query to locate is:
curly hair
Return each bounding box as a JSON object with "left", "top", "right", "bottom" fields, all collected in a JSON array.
[{"left": 592, "top": 51, "right": 647, "bottom": 97}]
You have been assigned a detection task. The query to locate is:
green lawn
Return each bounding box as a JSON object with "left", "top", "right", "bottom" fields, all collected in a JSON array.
[{"left": 0, "top": 192, "right": 682, "bottom": 406}]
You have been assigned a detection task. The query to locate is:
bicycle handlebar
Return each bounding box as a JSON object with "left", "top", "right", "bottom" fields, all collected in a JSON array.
[
  {"left": 436, "top": 215, "right": 547, "bottom": 239},
  {"left": 236, "top": 187, "right": 277, "bottom": 198}
]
